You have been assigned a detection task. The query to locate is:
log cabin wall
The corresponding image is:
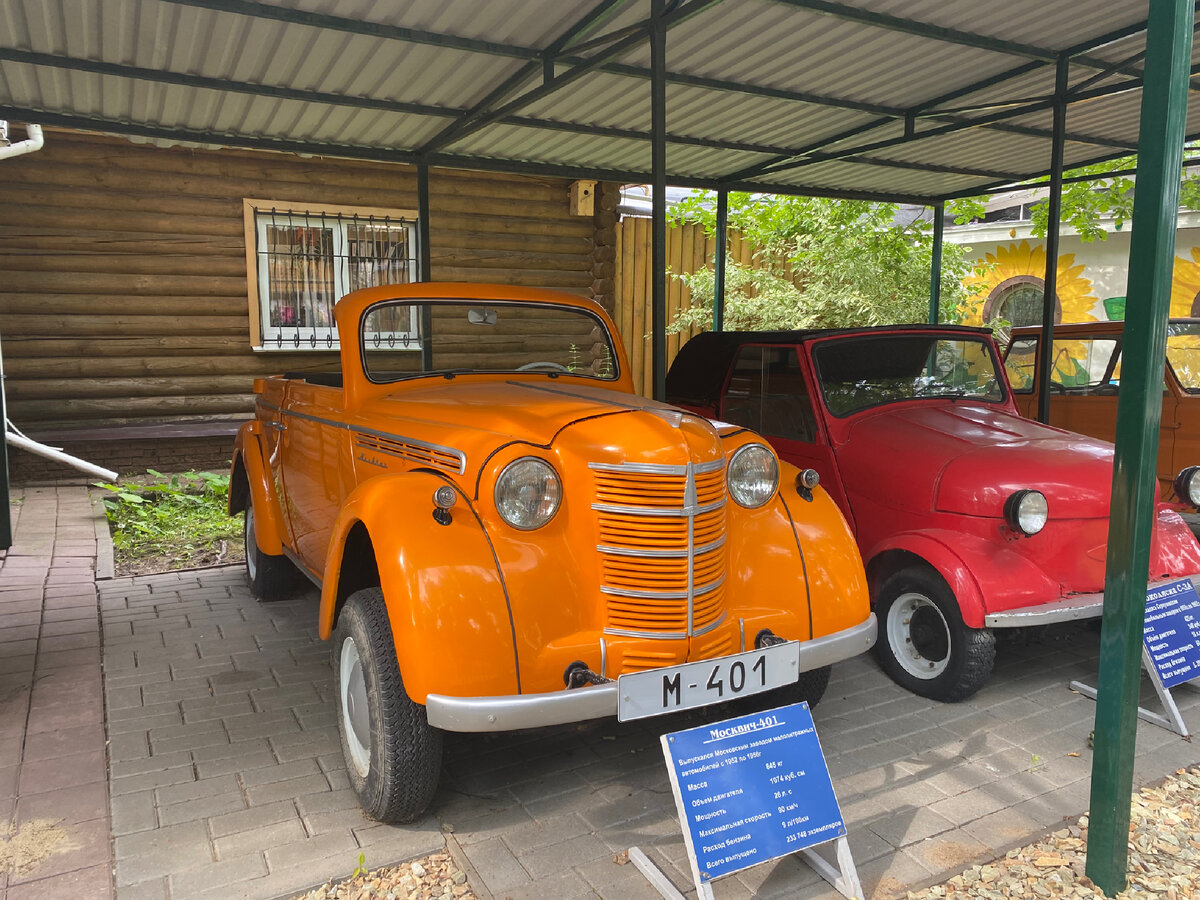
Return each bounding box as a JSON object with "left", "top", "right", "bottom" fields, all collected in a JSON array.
[{"left": 0, "top": 130, "right": 611, "bottom": 481}]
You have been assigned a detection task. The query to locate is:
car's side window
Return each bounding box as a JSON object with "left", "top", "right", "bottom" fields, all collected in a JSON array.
[
  {"left": 1051, "top": 338, "right": 1121, "bottom": 392},
  {"left": 1003, "top": 338, "right": 1038, "bottom": 393},
  {"left": 723, "top": 345, "right": 818, "bottom": 443}
]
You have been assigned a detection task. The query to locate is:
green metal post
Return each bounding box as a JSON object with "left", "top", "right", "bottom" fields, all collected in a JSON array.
[
  {"left": 1036, "top": 55, "right": 1068, "bottom": 425},
  {"left": 714, "top": 188, "right": 728, "bottom": 332},
  {"left": 416, "top": 159, "right": 434, "bottom": 372},
  {"left": 650, "top": 0, "right": 667, "bottom": 399},
  {"left": 1086, "top": 1, "right": 1193, "bottom": 895},
  {"left": 929, "top": 202, "right": 944, "bottom": 324}
]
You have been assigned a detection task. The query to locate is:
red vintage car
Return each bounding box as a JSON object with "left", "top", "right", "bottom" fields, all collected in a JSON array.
[{"left": 667, "top": 324, "right": 1200, "bottom": 701}]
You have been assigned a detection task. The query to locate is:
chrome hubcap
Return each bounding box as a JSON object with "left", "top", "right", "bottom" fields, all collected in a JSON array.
[
  {"left": 339, "top": 636, "right": 371, "bottom": 777},
  {"left": 887, "top": 592, "right": 951, "bottom": 680},
  {"left": 244, "top": 506, "right": 258, "bottom": 581}
]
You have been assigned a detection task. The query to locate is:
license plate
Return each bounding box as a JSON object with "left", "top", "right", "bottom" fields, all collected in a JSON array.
[{"left": 616, "top": 642, "right": 801, "bottom": 722}]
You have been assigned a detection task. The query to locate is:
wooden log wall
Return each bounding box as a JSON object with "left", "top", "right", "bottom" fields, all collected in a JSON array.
[
  {"left": 613, "top": 217, "right": 755, "bottom": 397},
  {"left": 0, "top": 130, "right": 602, "bottom": 434}
]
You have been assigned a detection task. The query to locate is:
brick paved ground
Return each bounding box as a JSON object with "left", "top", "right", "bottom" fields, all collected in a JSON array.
[
  {"left": 96, "top": 571, "right": 444, "bottom": 900},
  {"left": 0, "top": 485, "right": 111, "bottom": 900}
]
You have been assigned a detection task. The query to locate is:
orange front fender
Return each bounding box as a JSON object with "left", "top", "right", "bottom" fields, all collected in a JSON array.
[{"left": 317, "top": 472, "right": 519, "bottom": 704}]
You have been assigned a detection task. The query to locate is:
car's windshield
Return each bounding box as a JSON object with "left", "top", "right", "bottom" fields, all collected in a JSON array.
[
  {"left": 1167, "top": 321, "right": 1200, "bottom": 393},
  {"left": 360, "top": 299, "right": 619, "bottom": 383},
  {"left": 813, "top": 333, "right": 1005, "bottom": 417}
]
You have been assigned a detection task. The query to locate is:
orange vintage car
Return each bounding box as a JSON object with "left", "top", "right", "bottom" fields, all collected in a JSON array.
[
  {"left": 1003, "top": 319, "right": 1200, "bottom": 508},
  {"left": 229, "top": 283, "right": 875, "bottom": 823}
]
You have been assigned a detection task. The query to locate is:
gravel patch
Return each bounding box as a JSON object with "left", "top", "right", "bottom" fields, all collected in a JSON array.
[
  {"left": 292, "top": 850, "right": 478, "bottom": 900},
  {"left": 907, "top": 767, "right": 1200, "bottom": 900}
]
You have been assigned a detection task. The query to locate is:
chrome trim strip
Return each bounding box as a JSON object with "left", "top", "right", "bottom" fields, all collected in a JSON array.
[
  {"left": 603, "top": 627, "right": 688, "bottom": 640},
  {"left": 685, "top": 462, "right": 696, "bottom": 635},
  {"left": 256, "top": 398, "right": 467, "bottom": 474},
  {"left": 599, "top": 638, "right": 607, "bottom": 679},
  {"left": 425, "top": 614, "right": 878, "bottom": 732},
  {"left": 596, "top": 537, "right": 726, "bottom": 558},
  {"left": 601, "top": 574, "right": 726, "bottom": 601},
  {"left": 691, "top": 611, "right": 728, "bottom": 638},
  {"left": 984, "top": 575, "right": 1200, "bottom": 628},
  {"left": 739, "top": 617, "right": 746, "bottom": 652},
  {"left": 592, "top": 498, "right": 726, "bottom": 517},
  {"left": 589, "top": 459, "right": 727, "bottom": 476}
]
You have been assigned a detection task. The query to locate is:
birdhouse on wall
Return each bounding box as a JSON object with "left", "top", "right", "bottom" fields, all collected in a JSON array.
[{"left": 569, "top": 179, "right": 596, "bottom": 216}]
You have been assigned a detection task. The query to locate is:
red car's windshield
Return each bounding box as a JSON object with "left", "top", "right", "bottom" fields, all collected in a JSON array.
[{"left": 813, "top": 333, "right": 1006, "bottom": 417}]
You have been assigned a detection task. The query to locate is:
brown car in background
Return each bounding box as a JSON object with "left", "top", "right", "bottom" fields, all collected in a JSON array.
[{"left": 1002, "top": 319, "right": 1200, "bottom": 510}]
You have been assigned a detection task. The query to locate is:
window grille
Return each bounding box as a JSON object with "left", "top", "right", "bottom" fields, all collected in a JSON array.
[{"left": 253, "top": 207, "right": 419, "bottom": 350}]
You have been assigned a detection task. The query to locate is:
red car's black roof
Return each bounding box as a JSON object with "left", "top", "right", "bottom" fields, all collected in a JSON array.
[{"left": 665, "top": 323, "right": 994, "bottom": 410}]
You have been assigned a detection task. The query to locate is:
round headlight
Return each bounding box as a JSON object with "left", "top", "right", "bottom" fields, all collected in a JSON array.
[
  {"left": 495, "top": 457, "right": 562, "bottom": 530},
  {"left": 728, "top": 443, "right": 779, "bottom": 509},
  {"left": 1004, "top": 489, "right": 1048, "bottom": 536},
  {"left": 1175, "top": 466, "right": 1200, "bottom": 507}
]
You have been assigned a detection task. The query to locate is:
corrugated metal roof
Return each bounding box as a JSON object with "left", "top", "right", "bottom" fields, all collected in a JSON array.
[{"left": 0, "top": 0, "right": 1193, "bottom": 202}]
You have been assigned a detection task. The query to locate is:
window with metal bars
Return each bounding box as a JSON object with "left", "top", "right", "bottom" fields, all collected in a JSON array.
[{"left": 246, "top": 202, "right": 419, "bottom": 350}]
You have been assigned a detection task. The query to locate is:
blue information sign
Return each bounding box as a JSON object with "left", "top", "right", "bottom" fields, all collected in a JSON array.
[
  {"left": 661, "top": 702, "right": 845, "bottom": 882},
  {"left": 1143, "top": 579, "right": 1200, "bottom": 689}
]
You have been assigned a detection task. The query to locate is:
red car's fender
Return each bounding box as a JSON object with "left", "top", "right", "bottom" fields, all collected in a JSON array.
[{"left": 865, "top": 529, "right": 1059, "bottom": 629}]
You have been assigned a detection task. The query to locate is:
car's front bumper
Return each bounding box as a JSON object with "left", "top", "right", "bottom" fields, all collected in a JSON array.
[
  {"left": 983, "top": 574, "right": 1200, "bottom": 628},
  {"left": 425, "top": 613, "right": 877, "bottom": 733}
]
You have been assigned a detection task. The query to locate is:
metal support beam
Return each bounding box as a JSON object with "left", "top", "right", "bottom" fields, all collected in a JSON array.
[
  {"left": 929, "top": 202, "right": 944, "bottom": 325},
  {"left": 1035, "top": 56, "right": 1069, "bottom": 425},
  {"left": 1087, "top": 1, "right": 1193, "bottom": 894},
  {"left": 714, "top": 189, "right": 729, "bottom": 332},
  {"left": 650, "top": 0, "right": 667, "bottom": 401},
  {"left": 416, "top": 159, "right": 434, "bottom": 372}
]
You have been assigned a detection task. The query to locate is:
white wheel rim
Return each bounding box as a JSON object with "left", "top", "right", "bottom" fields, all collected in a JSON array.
[
  {"left": 244, "top": 506, "right": 258, "bottom": 580},
  {"left": 339, "top": 636, "right": 371, "bottom": 777},
  {"left": 887, "top": 591, "right": 951, "bottom": 680}
]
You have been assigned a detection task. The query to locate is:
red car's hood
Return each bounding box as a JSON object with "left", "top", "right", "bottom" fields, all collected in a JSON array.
[{"left": 839, "top": 402, "right": 1116, "bottom": 519}]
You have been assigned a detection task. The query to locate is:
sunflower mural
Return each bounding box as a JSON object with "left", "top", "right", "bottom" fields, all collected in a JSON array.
[
  {"left": 1167, "top": 247, "right": 1200, "bottom": 388},
  {"left": 962, "top": 240, "right": 1100, "bottom": 388}
]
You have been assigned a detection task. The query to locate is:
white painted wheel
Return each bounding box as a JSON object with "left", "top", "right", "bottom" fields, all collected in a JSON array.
[
  {"left": 339, "top": 635, "right": 371, "bottom": 778},
  {"left": 886, "top": 590, "right": 951, "bottom": 680}
]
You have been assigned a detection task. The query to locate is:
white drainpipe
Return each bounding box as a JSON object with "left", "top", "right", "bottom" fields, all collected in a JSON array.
[
  {"left": 0, "top": 123, "right": 44, "bottom": 161},
  {"left": 0, "top": 123, "right": 115, "bottom": 482},
  {"left": 5, "top": 430, "right": 118, "bottom": 483}
]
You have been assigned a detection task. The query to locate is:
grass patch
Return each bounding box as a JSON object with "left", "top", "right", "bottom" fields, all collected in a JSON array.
[{"left": 95, "top": 469, "right": 244, "bottom": 576}]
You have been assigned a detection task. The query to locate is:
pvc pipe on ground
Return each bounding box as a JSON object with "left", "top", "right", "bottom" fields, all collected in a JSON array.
[{"left": 6, "top": 430, "right": 118, "bottom": 482}]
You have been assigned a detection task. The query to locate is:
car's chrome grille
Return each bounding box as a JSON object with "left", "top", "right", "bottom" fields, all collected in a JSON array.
[{"left": 591, "top": 459, "right": 727, "bottom": 638}]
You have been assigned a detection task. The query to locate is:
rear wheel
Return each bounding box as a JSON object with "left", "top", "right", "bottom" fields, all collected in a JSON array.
[
  {"left": 243, "top": 495, "right": 295, "bottom": 601},
  {"left": 334, "top": 587, "right": 442, "bottom": 823},
  {"left": 875, "top": 566, "right": 995, "bottom": 702}
]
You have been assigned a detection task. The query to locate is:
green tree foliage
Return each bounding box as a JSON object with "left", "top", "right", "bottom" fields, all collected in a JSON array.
[
  {"left": 951, "top": 150, "right": 1200, "bottom": 243},
  {"left": 669, "top": 192, "right": 979, "bottom": 332}
]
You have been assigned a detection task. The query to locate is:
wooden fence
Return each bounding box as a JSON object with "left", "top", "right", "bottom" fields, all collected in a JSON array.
[{"left": 613, "top": 216, "right": 755, "bottom": 396}]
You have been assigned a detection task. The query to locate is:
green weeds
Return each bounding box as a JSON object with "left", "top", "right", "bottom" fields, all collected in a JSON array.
[{"left": 95, "top": 469, "right": 241, "bottom": 568}]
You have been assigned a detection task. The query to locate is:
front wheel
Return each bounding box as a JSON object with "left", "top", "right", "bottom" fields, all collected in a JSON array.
[
  {"left": 334, "top": 587, "right": 443, "bottom": 823},
  {"left": 875, "top": 567, "right": 995, "bottom": 702},
  {"left": 244, "top": 495, "right": 295, "bottom": 601}
]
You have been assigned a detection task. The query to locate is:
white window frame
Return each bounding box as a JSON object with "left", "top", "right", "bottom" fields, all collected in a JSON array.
[{"left": 243, "top": 199, "right": 420, "bottom": 351}]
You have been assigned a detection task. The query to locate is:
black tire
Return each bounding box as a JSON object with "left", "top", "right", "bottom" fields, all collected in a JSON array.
[
  {"left": 243, "top": 494, "right": 296, "bottom": 601},
  {"left": 735, "top": 665, "right": 830, "bottom": 715},
  {"left": 874, "top": 566, "right": 995, "bottom": 702},
  {"left": 333, "top": 587, "right": 443, "bottom": 823}
]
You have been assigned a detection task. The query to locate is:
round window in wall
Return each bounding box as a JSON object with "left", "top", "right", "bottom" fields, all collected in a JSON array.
[{"left": 984, "top": 276, "right": 1055, "bottom": 327}]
